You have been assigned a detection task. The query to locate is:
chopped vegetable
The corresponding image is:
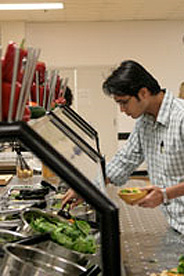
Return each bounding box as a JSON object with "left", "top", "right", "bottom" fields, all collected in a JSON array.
[
  {"left": 120, "top": 188, "right": 140, "bottom": 194},
  {"left": 179, "top": 256, "right": 184, "bottom": 262},
  {"left": 29, "top": 214, "right": 97, "bottom": 254},
  {"left": 75, "top": 220, "right": 91, "bottom": 236},
  {"left": 30, "top": 217, "right": 57, "bottom": 233},
  {"left": 29, "top": 106, "right": 46, "bottom": 119}
]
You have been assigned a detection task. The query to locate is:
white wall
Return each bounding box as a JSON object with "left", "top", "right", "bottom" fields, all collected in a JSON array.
[
  {"left": 1, "top": 22, "right": 25, "bottom": 54},
  {"left": 25, "top": 21, "right": 184, "bottom": 93},
  {"left": 25, "top": 20, "right": 184, "bottom": 136}
]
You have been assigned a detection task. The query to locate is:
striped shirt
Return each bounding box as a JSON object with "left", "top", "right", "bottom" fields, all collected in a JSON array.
[{"left": 106, "top": 90, "right": 184, "bottom": 234}]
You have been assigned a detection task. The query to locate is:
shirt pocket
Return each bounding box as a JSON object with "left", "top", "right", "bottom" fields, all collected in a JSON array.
[{"left": 162, "top": 141, "right": 184, "bottom": 177}]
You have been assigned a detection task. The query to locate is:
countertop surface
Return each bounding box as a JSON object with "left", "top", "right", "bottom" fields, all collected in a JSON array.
[
  {"left": 107, "top": 179, "right": 184, "bottom": 276},
  {"left": 0, "top": 176, "right": 183, "bottom": 276}
]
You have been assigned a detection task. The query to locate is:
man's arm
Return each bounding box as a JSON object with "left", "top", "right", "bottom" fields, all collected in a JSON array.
[
  {"left": 106, "top": 124, "right": 145, "bottom": 186},
  {"left": 61, "top": 189, "right": 84, "bottom": 209},
  {"left": 133, "top": 182, "right": 184, "bottom": 208}
]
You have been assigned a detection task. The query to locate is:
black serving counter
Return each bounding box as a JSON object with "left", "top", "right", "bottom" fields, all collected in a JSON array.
[{"left": 107, "top": 180, "right": 184, "bottom": 276}]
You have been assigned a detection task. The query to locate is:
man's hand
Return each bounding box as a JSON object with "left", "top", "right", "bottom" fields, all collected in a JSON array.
[
  {"left": 61, "top": 188, "right": 84, "bottom": 209},
  {"left": 132, "top": 186, "right": 163, "bottom": 208}
]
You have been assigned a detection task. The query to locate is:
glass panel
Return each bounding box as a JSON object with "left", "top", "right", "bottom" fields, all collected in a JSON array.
[
  {"left": 53, "top": 107, "right": 98, "bottom": 153},
  {"left": 29, "top": 115, "right": 106, "bottom": 193}
]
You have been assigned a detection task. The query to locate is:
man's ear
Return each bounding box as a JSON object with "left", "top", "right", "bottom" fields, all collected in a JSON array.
[{"left": 138, "top": 87, "right": 150, "bottom": 100}]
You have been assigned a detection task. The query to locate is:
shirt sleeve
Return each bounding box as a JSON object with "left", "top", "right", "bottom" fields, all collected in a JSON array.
[
  {"left": 106, "top": 123, "right": 145, "bottom": 186},
  {"left": 181, "top": 117, "right": 184, "bottom": 140}
]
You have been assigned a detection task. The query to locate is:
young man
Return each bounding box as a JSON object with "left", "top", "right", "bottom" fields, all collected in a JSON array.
[{"left": 62, "top": 60, "right": 184, "bottom": 234}]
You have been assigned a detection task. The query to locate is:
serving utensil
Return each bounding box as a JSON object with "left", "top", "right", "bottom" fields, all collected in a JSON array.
[
  {"left": 47, "top": 69, "right": 58, "bottom": 111},
  {"left": 58, "top": 209, "right": 99, "bottom": 230},
  {"left": 58, "top": 77, "right": 68, "bottom": 98},
  {"left": 0, "top": 46, "right": 2, "bottom": 121},
  {"left": 42, "top": 70, "right": 48, "bottom": 108},
  {"left": 15, "top": 47, "right": 40, "bottom": 121},
  {"left": 8, "top": 47, "right": 20, "bottom": 122},
  {"left": 20, "top": 48, "right": 41, "bottom": 120},
  {"left": 35, "top": 70, "right": 39, "bottom": 105}
]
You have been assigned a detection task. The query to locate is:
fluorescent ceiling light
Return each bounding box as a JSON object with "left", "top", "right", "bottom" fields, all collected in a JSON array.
[{"left": 0, "top": 3, "right": 64, "bottom": 10}]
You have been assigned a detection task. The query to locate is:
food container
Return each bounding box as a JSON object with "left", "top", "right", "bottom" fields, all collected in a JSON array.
[
  {"left": 0, "top": 229, "right": 25, "bottom": 245},
  {"left": 0, "top": 199, "right": 45, "bottom": 223},
  {"left": 118, "top": 187, "right": 148, "bottom": 204},
  {"left": 0, "top": 229, "right": 26, "bottom": 258},
  {"left": 0, "top": 209, "right": 22, "bottom": 230},
  {"left": 150, "top": 268, "right": 184, "bottom": 276},
  {"left": 5, "top": 185, "right": 48, "bottom": 213},
  {"left": 70, "top": 204, "right": 96, "bottom": 221},
  {"left": 37, "top": 239, "right": 95, "bottom": 267},
  {"left": 42, "top": 163, "right": 56, "bottom": 179},
  {"left": 8, "top": 184, "right": 49, "bottom": 201},
  {"left": 42, "top": 163, "right": 60, "bottom": 185},
  {"left": 20, "top": 208, "right": 98, "bottom": 266},
  {"left": 1, "top": 243, "right": 87, "bottom": 276},
  {"left": 20, "top": 207, "right": 66, "bottom": 235}
]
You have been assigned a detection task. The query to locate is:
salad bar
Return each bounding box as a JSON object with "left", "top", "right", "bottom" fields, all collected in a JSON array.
[
  {"left": 0, "top": 171, "right": 103, "bottom": 275},
  {"left": 0, "top": 39, "right": 183, "bottom": 276}
]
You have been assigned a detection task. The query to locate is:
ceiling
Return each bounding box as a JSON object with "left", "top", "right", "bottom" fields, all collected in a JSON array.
[{"left": 1, "top": 0, "right": 184, "bottom": 22}]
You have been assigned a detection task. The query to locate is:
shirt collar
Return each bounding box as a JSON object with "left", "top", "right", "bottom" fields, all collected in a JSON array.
[
  {"left": 156, "top": 90, "right": 173, "bottom": 126},
  {"left": 142, "top": 90, "right": 174, "bottom": 127}
]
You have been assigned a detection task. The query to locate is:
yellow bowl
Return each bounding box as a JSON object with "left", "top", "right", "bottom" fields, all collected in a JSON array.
[
  {"left": 166, "top": 268, "right": 184, "bottom": 276},
  {"left": 150, "top": 268, "right": 184, "bottom": 276},
  {"left": 118, "top": 187, "right": 147, "bottom": 204}
]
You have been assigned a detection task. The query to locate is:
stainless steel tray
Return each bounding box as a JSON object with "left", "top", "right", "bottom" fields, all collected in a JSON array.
[
  {"left": 37, "top": 239, "right": 95, "bottom": 267},
  {"left": 0, "top": 229, "right": 25, "bottom": 245},
  {"left": 0, "top": 209, "right": 22, "bottom": 230},
  {"left": 1, "top": 243, "right": 87, "bottom": 276}
]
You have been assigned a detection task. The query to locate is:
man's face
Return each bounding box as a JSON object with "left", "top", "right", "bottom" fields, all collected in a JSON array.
[{"left": 113, "top": 90, "right": 149, "bottom": 119}]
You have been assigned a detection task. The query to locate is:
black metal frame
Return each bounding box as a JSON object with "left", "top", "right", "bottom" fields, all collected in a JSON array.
[
  {"left": 59, "top": 105, "right": 101, "bottom": 154},
  {"left": 0, "top": 121, "right": 123, "bottom": 276}
]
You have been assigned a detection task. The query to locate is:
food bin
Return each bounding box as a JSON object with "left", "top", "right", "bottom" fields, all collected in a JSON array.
[
  {"left": 20, "top": 207, "right": 99, "bottom": 267},
  {"left": 1, "top": 243, "right": 87, "bottom": 276},
  {"left": 0, "top": 229, "right": 25, "bottom": 249},
  {"left": 0, "top": 229, "right": 26, "bottom": 258},
  {"left": 0, "top": 209, "right": 23, "bottom": 231}
]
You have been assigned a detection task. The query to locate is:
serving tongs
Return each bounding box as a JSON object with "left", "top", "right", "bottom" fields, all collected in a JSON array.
[
  {"left": 0, "top": 46, "right": 2, "bottom": 122},
  {"left": 16, "top": 47, "right": 41, "bottom": 121},
  {"left": 57, "top": 208, "right": 99, "bottom": 230},
  {"left": 41, "top": 180, "right": 57, "bottom": 192},
  {"left": 47, "top": 69, "right": 58, "bottom": 111},
  {"left": 15, "top": 148, "right": 31, "bottom": 172},
  {"left": 14, "top": 232, "right": 50, "bottom": 246},
  {"left": 58, "top": 76, "right": 68, "bottom": 98},
  {"left": 79, "top": 264, "right": 101, "bottom": 276},
  {"left": 8, "top": 46, "right": 20, "bottom": 122}
]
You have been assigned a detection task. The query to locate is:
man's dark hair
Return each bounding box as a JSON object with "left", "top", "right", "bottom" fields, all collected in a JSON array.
[
  {"left": 103, "top": 60, "right": 161, "bottom": 98},
  {"left": 64, "top": 86, "right": 73, "bottom": 106}
]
